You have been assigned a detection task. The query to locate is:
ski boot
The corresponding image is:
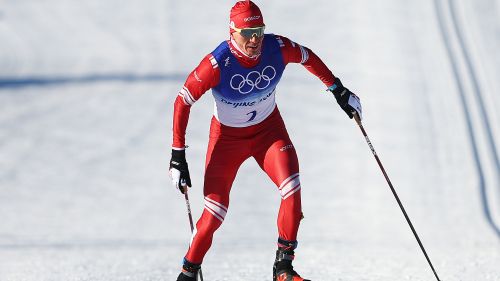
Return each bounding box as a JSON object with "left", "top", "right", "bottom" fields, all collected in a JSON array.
[
  {"left": 176, "top": 259, "right": 200, "bottom": 281},
  {"left": 273, "top": 239, "right": 311, "bottom": 281}
]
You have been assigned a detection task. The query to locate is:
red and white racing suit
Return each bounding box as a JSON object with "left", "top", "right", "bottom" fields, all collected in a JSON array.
[{"left": 172, "top": 35, "right": 336, "bottom": 264}]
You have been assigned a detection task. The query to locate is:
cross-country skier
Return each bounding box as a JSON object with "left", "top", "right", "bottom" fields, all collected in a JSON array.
[{"left": 169, "top": 1, "right": 362, "bottom": 280}]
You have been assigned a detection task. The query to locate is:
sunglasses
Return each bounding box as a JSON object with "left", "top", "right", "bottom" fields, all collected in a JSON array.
[{"left": 232, "top": 25, "right": 265, "bottom": 38}]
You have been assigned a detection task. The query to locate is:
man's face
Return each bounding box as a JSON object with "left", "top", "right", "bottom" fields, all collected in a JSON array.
[{"left": 232, "top": 30, "right": 264, "bottom": 57}]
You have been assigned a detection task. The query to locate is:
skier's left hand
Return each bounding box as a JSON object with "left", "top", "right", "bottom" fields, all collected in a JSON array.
[
  {"left": 328, "top": 78, "right": 362, "bottom": 120},
  {"left": 169, "top": 149, "right": 192, "bottom": 194}
]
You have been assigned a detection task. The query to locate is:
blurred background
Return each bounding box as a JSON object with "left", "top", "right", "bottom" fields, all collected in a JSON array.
[{"left": 0, "top": 0, "right": 499, "bottom": 280}]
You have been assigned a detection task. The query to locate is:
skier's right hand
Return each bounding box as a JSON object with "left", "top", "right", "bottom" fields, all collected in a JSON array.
[
  {"left": 169, "top": 149, "right": 192, "bottom": 194},
  {"left": 328, "top": 77, "right": 363, "bottom": 120}
]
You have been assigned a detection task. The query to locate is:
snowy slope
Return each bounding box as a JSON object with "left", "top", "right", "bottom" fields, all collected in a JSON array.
[{"left": 0, "top": 0, "right": 499, "bottom": 280}]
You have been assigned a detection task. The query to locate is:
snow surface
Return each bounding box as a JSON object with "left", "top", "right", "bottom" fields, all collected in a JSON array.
[{"left": 0, "top": 0, "right": 499, "bottom": 280}]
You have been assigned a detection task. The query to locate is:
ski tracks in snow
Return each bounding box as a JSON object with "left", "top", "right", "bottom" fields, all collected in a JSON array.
[{"left": 434, "top": 0, "right": 500, "bottom": 237}]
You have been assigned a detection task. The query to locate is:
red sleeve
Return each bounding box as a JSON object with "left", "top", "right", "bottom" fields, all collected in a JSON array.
[
  {"left": 172, "top": 54, "right": 220, "bottom": 149},
  {"left": 277, "top": 35, "right": 336, "bottom": 88}
]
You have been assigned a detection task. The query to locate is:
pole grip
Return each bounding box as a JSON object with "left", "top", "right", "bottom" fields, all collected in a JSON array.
[{"left": 353, "top": 112, "right": 362, "bottom": 126}]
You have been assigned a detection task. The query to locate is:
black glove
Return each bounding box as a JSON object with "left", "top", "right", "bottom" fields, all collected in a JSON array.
[
  {"left": 328, "top": 77, "right": 362, "bottom": 119},
  {"left": 169, "top": 149, "right": 192, "bottom": 194}
]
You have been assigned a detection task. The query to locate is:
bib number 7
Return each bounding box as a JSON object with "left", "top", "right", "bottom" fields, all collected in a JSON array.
[{"left": 246, "top": 110, "right": 257, "bottom": 122}]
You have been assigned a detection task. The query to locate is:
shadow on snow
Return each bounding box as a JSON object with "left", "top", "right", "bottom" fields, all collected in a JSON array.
[{"left": 0, "top": 73, "right": 186, "bottom": 89}]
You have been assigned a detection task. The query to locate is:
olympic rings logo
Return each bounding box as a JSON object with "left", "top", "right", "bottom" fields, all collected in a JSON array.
[{"left": 230, "top": 66, "right": 276, "bottom": 95}]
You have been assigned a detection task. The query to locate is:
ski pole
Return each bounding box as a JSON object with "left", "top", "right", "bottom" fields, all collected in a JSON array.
[
  {"left": 352, "top": 113, "right": 441, "bottom": 281},
  {"left": 182, "top": 185, "right": 204, "bottom": 281}
]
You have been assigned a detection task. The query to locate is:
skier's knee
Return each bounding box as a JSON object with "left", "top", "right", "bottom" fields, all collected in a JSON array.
[
  {"left": 279, "top": 173, "right": 301, "bottom": 200},
  {"left": 203, "top": 196, "right": 228, "bottom": 224}
]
